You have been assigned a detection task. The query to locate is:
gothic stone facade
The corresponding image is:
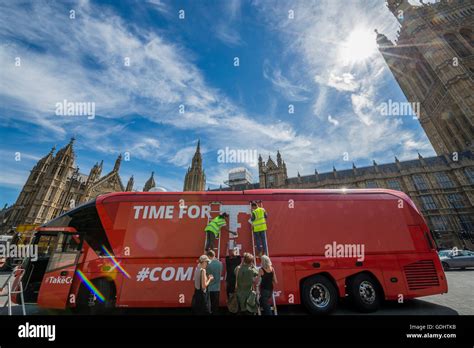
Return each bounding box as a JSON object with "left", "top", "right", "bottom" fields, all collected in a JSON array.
[
  {"left": 377, "top": 0, "right": 473, "bottom": 155},
  {"left": 2, "top": 138, "right": 133, "bottom": 232}
]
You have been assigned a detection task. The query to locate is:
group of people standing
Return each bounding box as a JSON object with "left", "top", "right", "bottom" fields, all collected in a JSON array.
[
  {"left": 192, "top": 247, "right": 277, "bottom": 315},
  {"left": 193, "top": 201, "right": 274, "bottom": 315}
]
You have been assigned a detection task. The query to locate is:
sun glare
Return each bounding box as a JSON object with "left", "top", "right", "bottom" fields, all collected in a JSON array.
[{"left": 339, "top": 28, "right": 377, "bottom": 64}]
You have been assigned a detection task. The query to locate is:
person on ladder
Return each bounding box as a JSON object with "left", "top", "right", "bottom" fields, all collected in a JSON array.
[
  {"left": 251, "top": 202, "right": 268, "bottom": 256},
  {"left": 204, "top": 212, "right": 229, "bottom": 252}
]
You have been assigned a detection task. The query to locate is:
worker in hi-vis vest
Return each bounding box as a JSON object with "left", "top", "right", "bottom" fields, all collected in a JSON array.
[
  {"left": 251, "top": 202, "right": 268, "bottom": 256},
  {"left": 205, "top": 212, "right": 229, "bottom": 252}
]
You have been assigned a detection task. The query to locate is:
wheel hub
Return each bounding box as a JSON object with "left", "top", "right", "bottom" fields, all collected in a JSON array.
[
  {"left": 309, "top": 283, "right": 331, "bottom": 308},
  {"left": 359, "top": 280, "right": 376, "bottom": 304}
]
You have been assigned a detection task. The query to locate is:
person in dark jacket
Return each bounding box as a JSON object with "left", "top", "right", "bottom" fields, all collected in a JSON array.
[{"left": 225, "top": 247, "right": 242, "bottom": 299}]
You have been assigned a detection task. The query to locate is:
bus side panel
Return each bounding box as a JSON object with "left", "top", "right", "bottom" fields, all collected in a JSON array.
[
  {"left": 271, "top": 257, "right": 298, "bottom": 306},
  {"left": 295, "top": 257, "right": 394, "bottom": 299},
  {"left": 397, "top": 253, "right": 448, "bottom": 298},
  {"left": 335, "top": 254, "right": 402, "bottom": 299},
  {"left": 99, "top": 193, "right": 418, "bottom": 261},
  {"left": 377, "top": 255, "right": 408, "bottom": 300},
  {"left": 294, "top": 256, "right": 343, "bottom": 299},
  {"left": 101, "top": 199, "right": 256, "bottom": 259},
  {"left": 37, "top": 264, "right": 76, "bottom": 309},
  {"left": 115, "top": 257, "right": 297, "bottom": 308},
  {"left": 249, "top": 196, "right": 416, "bottom": 257},
  {"left": 64, "top": 247, "right": 126, "bottom": 309},
  {"left": 117, "top": 258, "right": 197, "bottom": 307}
]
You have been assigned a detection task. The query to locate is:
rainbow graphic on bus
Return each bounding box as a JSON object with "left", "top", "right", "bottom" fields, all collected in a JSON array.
[{"left": 76, "top": 269, "right": 105, "bottom": 303}]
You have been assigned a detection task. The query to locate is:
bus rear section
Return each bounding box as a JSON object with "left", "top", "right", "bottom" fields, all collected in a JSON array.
[{"left": 23, "top": 189, "right": 447, "bottom": 314}]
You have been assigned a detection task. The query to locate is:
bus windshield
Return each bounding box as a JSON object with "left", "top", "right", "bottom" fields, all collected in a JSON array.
[{"left": 36, "top": 233, "right": 59, "bottom": 258}]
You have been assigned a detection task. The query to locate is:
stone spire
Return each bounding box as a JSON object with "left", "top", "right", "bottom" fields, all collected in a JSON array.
[
  {"left": 113, "top": 154, "right": 122, "bottom": 172},
  {"left": 183, "top": 140, "right": 206, "bottom": 191},
  {"left": 87, "top": 162, "right": 101, "bottom": 185},
  {"left": 126, "top": 175, "right": 134, "bottom": 192},
  {"left": 144, "top": 172, "right": 156, "bottom": 192},
  {"left": 55, "top": 137, "right": 75, "bottom": 161},
  {"left": 98, "top": 160, "right": 103, "bottom": 176},
  {"left": 277, "top": 150, "right": 282, "bottom": 166}
]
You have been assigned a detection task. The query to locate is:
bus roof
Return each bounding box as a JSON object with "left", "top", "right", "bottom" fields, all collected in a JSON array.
[
  {"left": 96, "top": 188, "right": 409, "bottom": 199},
  {"left": 96, "top": 188, "right": 418, "bottom": 212}
]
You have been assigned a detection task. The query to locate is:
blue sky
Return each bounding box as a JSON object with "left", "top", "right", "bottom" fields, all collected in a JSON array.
[{"left": 0, "top": 0, "right": 437, "bottom": 205}]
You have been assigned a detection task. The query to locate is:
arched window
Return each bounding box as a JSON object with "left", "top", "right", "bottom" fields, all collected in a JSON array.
[
  {"left": 459, "top": 28, "right": 473, "bottom": 48},
  {"left": 444, "top": 33, "right": 470, "bottom": 58}
]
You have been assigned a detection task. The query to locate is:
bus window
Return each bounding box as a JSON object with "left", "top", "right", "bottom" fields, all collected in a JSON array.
[
  {"left": 36, "top": 234, "right": 59, "bottom": 258},
  {"left": 46, "top": 233, "right": 82, "bottom": 272}
]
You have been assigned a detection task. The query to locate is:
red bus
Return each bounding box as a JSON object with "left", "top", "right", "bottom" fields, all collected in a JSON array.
[{"left": 15, "top": 189, "right": 447, "bottom": 314}]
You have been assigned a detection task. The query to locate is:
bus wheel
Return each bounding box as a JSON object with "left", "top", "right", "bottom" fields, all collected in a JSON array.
[
  {"left": 301, "top": 275, "right": 337, "bottom": 315},
  {"left": 76, "top": 279, "right": 115, "bottom": 314},
  {"left": 348, "top": 273, "right": 382, "bottom": 313}
]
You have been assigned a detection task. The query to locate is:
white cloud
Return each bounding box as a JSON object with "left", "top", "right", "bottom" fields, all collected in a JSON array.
[
  {"left": 351, "top": 93, "right": 375, "bottom": 126},
  {"left": 0, "top": 0, "right": 304, "bottom": 166},
  {"left": 214, "top": 24, "right": 244, "bottom": 47},
  {"left": 212, "top": 0, "right": 244, "bottom": 47},
  {"left": 147, "top": 0, "right": 169, "bottom": 15},
  {"left": 327, "top": 115, "right": 339, "bottom": 126},
  {"left": 0, "top": 0, "right": 438, "bottom": 190},
  {"left": 263, "top": 60, "right": 309, "bottom": 101},
  {"left": 0, "top": 168, "right": 28, "bottom": 188},
  {"left": 169, "top": 145, "right": 199, "bottom": 167},
  {"left": 252, "top": 0, "right": 436, "bottom": 176},
  {"left": 206, "top": 167, "right": 231, "bottom": 187},
  {"left": 312, "top": 86, "right": 327, "bottom": 118},
  {"left": 317, "top": 72, "right": 360, "bottom": 92}
]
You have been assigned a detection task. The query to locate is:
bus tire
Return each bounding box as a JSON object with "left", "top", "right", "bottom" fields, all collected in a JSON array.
[
  {"left": 348, "top": 273, "right": 382, "bottom": 313},
  {"left": 76, "top": 279, "right": 115, "bottom": 314},
  {"left": 301, "top": 275, "right": 338, "bottom": 315}
]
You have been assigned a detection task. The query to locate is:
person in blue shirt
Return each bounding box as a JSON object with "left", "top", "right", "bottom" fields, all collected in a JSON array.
[{"left": 206, "top": 249, "right": 223, "bottom": 315}]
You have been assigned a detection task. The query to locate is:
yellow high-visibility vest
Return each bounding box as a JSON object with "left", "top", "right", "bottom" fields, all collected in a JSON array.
[
  {"left": 205, "top": 216, "right": 226, "bottom": 237},
  {"left": 252, "top": 207, "right": 267, "bottom": 232}
]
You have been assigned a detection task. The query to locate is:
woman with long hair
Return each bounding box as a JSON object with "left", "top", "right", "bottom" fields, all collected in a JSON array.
[{"left": 259, "top": 255, "right": 278, "bottom": 315}]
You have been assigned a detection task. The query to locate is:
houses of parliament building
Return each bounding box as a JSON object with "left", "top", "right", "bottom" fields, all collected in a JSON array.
[
  {"left": 0, "top": 138, "right": 134, "bottom": 233},
  {"left": 1, "top": 0, "right": 473, "bottom": 250}
]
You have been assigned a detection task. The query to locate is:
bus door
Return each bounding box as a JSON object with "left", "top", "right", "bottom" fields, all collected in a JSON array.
[{"left": 37, "top": 231, "right": 83, "bottom": 309}]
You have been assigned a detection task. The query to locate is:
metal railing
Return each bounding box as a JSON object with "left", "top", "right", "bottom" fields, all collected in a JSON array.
[{"left": 0, "top": 268, "right": 26, "bottom": 315}]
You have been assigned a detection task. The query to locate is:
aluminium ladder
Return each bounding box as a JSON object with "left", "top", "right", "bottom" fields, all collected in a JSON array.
[
  {"left": 250, "top": 200, "right": 278, "bottom": 315},
  {"left": 204, "top": 202, "right": 223, "bottom": 258}
]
